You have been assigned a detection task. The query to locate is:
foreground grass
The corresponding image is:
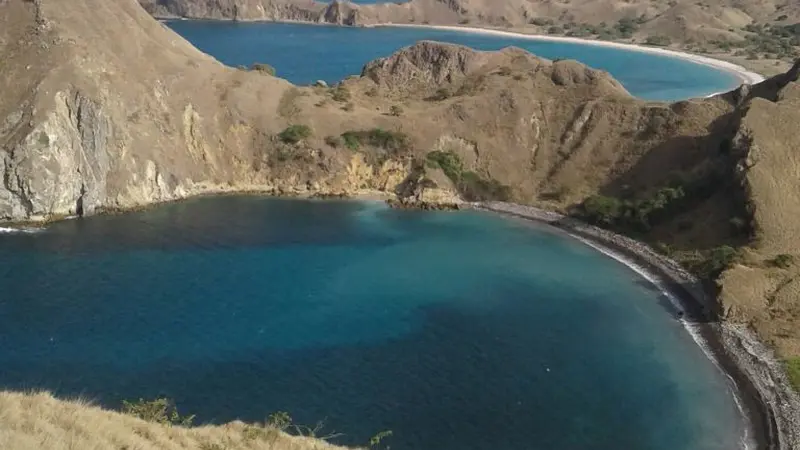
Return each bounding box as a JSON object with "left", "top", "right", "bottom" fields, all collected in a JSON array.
[{"left": 0, "top": 391, "right": 349, "bottom": 450}]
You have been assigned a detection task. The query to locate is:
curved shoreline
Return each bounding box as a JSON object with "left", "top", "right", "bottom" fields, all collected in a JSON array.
[
  {"left": 473, "top": 201, "right": 800, "bottom": 450},
  {"left": 157, "top": 16, "right": 765, "bottom": 98},
  {"left": 377, "top": 23, "right": 765, "bottom": 88}
]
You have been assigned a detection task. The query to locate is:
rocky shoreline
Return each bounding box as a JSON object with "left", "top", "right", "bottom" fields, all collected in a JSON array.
[{"left": 473, "top": 201, "right": 800, "bottom": 450}]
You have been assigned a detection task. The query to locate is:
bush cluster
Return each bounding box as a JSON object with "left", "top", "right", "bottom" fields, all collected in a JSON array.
[
  {"left": 278, "top": 124, "right": 312, "bottom": 144},
  {"left": 425, "top": 151, "right": 511, "bottom": 201}
]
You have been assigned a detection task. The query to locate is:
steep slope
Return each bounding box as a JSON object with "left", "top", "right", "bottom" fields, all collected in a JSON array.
[{"left": 4, "top": 0, "right": 730, "bottom": 223}]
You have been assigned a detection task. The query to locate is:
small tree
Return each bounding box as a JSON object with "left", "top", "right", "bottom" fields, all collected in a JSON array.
[
  {"left": 279, "top": 125, "right": 312, "bottom": 144},
  {"left": 369, "top": 430, "right": 393, "bottom": 449},
  {"left": 121, "top": 398, "right": 195, "bottom": 427},
  {"left": 389, "top": 105, "right": 403, "bottom": 116},
  {"left": 267, "top": 411, "right": 292, "bottom": 431}
]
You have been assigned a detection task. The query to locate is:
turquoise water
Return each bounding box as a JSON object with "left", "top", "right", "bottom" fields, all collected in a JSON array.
[
  {"left": 0, "top": 197, "right": 746, "bottom": 449},
  {"left": 165, "top": 21, "right": 741, "bottom": 101}
]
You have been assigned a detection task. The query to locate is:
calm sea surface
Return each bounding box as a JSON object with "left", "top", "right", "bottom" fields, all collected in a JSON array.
[
  {"left": 165, "top": 21, "right": 741, "bottom": 101},
  {"left": 0, "top": 197, "right": 746, "bottom": 449}
]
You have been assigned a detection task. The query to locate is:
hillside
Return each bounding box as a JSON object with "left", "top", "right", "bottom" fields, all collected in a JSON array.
[
  {"left": 0, "top": 391, "right": 348, "bottom": 450},
  {"left": 3, "top": 0, "right": 800, "bottom": 447},
  {"left": 139, "top": 0, "right": 800, "bottom": 74}
]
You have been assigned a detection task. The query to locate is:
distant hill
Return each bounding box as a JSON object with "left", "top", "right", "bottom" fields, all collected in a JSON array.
[{"left": 139, "top": 0, "right": 800, "bottom": 73}]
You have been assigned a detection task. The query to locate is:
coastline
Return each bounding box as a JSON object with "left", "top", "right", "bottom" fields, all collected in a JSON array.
[
  {"left": 473, "top": 201, "right": 800, "bottom": 450},
  {"left": 155, "top": 15, "right": 766, "bottom": 93},
  {"left": 378, "top": 23, "right": 766, "bottom": 87},
  {"left": 4, "top": 189, "right": 798, "bottom": 448}
]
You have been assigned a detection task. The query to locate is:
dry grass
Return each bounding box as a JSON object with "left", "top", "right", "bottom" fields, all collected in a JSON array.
[{"left": 0, "top": 391, "right": 351, "bottom": 450}]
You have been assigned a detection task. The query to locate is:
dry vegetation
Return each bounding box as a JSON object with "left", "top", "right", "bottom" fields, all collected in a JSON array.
[{"left": 0, "top": 392, "right": 352, "bottom": 450}]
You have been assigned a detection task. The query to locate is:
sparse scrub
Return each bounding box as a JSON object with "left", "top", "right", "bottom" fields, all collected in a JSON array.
[
  {"left": 342, "top": 132, "right": 361, "bottom": 150},
  {"left": 614, "top": 17, "right": 639, "bottom": 38},
  {"left": 278, "top": 124, "right": 312, "bottom": 144},
  {"left": 369, "top": 430, "right": 393, "bottom": 449},
  {"left": 342, "top": 102, "right": 355, "bottom": 112},
  {"left": 425, "top": 150, "right": 511, "bottom": 201},
  {"left": 345, "top": 129, "right": 410, "bottom": 152},
  {"left": 426, "top": 150, "right": 463, "bottom": 182},
  {"left": 645, "top": 35, "right": 672, "bottom": 46},
  {"left": 685, "top": 245, "right": 740, "bottom": 278},
  {"left": 787, "top": 358, "right": 800, "bottom": 391},
  {"left": 250, "top": 63, "right": 276, "bottom": 75},
  {"left": 389, "top": 105, "right": 404, "bottom": 116},
  {"left": 331, "top": 85, "right": 351, "bottom": 102},
  {"left": 121, "top": 397, "right": 195, "bottom": 427},
  {"left": 459, "top": 171, "right": 512, "bottom": 201},
  {"left": 769, "top": 254, "right": 794, "bottom": 269}
]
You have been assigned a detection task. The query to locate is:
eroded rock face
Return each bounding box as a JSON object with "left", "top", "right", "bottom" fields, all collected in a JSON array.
[{"left": 1, "top": 91, "right": 112, "bottom": 220}]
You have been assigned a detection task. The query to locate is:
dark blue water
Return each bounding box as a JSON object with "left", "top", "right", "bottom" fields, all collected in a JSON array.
[
  {"left": 0, "top": 197, "right": 745, "bottom": 449},
  {"left": 165, "top": 21, "right": 740, "bottom": 101}
]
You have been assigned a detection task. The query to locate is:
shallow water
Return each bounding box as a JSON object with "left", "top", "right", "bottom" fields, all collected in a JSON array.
[
  {"left": 0, "top": 197, "right": 745, "bottom": 449},
  {"left": 165, "top": 21, "right": 741, "bottom": 101}
]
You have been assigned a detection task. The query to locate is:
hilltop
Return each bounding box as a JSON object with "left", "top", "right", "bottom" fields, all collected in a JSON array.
[
  {"left": 2, "top": 0, "right": 800, "bottom": 448},
  {"left": 139, "top": 0, "right": 800, "bottom": 75}
]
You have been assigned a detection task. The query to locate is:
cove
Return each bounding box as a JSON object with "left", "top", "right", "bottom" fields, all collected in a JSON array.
[
  {"left": 0, "top": 197, "right": 747, "bottom": 450},
  {"left": 165, "top": 21, "right": 741, "bottom": 101}
]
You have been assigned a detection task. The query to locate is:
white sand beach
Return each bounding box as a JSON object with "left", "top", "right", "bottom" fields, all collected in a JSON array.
[{"left": 379, "top": 23, "right": 766, "bottom": 87}]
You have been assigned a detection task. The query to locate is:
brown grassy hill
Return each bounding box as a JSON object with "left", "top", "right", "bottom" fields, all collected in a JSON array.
[
  {"left": 4, "top": 0, "right": 800, "bottom": 446},
  {"left": 0, "top": 391, "right": 348, "bottom": 450}
]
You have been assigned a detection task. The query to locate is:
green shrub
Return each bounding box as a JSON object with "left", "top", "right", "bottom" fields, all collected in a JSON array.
[
  {"left": 702, "top": 245, "right": 739, "bottom": 277},
  {"left": 340, "top": 129, "right": 410, "bottom": 153},
  {"left": 369, "top": 430, "right": 393, "bottom": 449},
  {"left": 121, "top": 398, "right": 195, "bottom": 426},
  {"left": 614, "top": 17, "right": 639, "bottom": 38},
  {"left": 278, "top": 125, "right": 312, "bottom": 144},
  {"left": 530, "top": 18, "right": 552, "bottom": 26},
  {"left": 267, "top": 411, "right": 292, "bottom": 431},
  {"left": 769, "top": 254, "right": 794, "bottom": 269},
  {"left": 250, "top": 63, "right": 276, "bottom": 75},
  {"left": 458, "top": 171, "right": 511, "bottom": 201},
  {"left": 342, "top": 132, "right": 361, "bottom": 150},
  {"left": 645, "top": 35, "right": 672, "bottom": 46},
  {"left": 426, "top": 151, "right": 463, "bottom": 182},
  {"left": 580, "top": 195, "right": 623, "bottom": 226},
  {"left": 787, "top": 358, "right": 800, "bottom": 391}
]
